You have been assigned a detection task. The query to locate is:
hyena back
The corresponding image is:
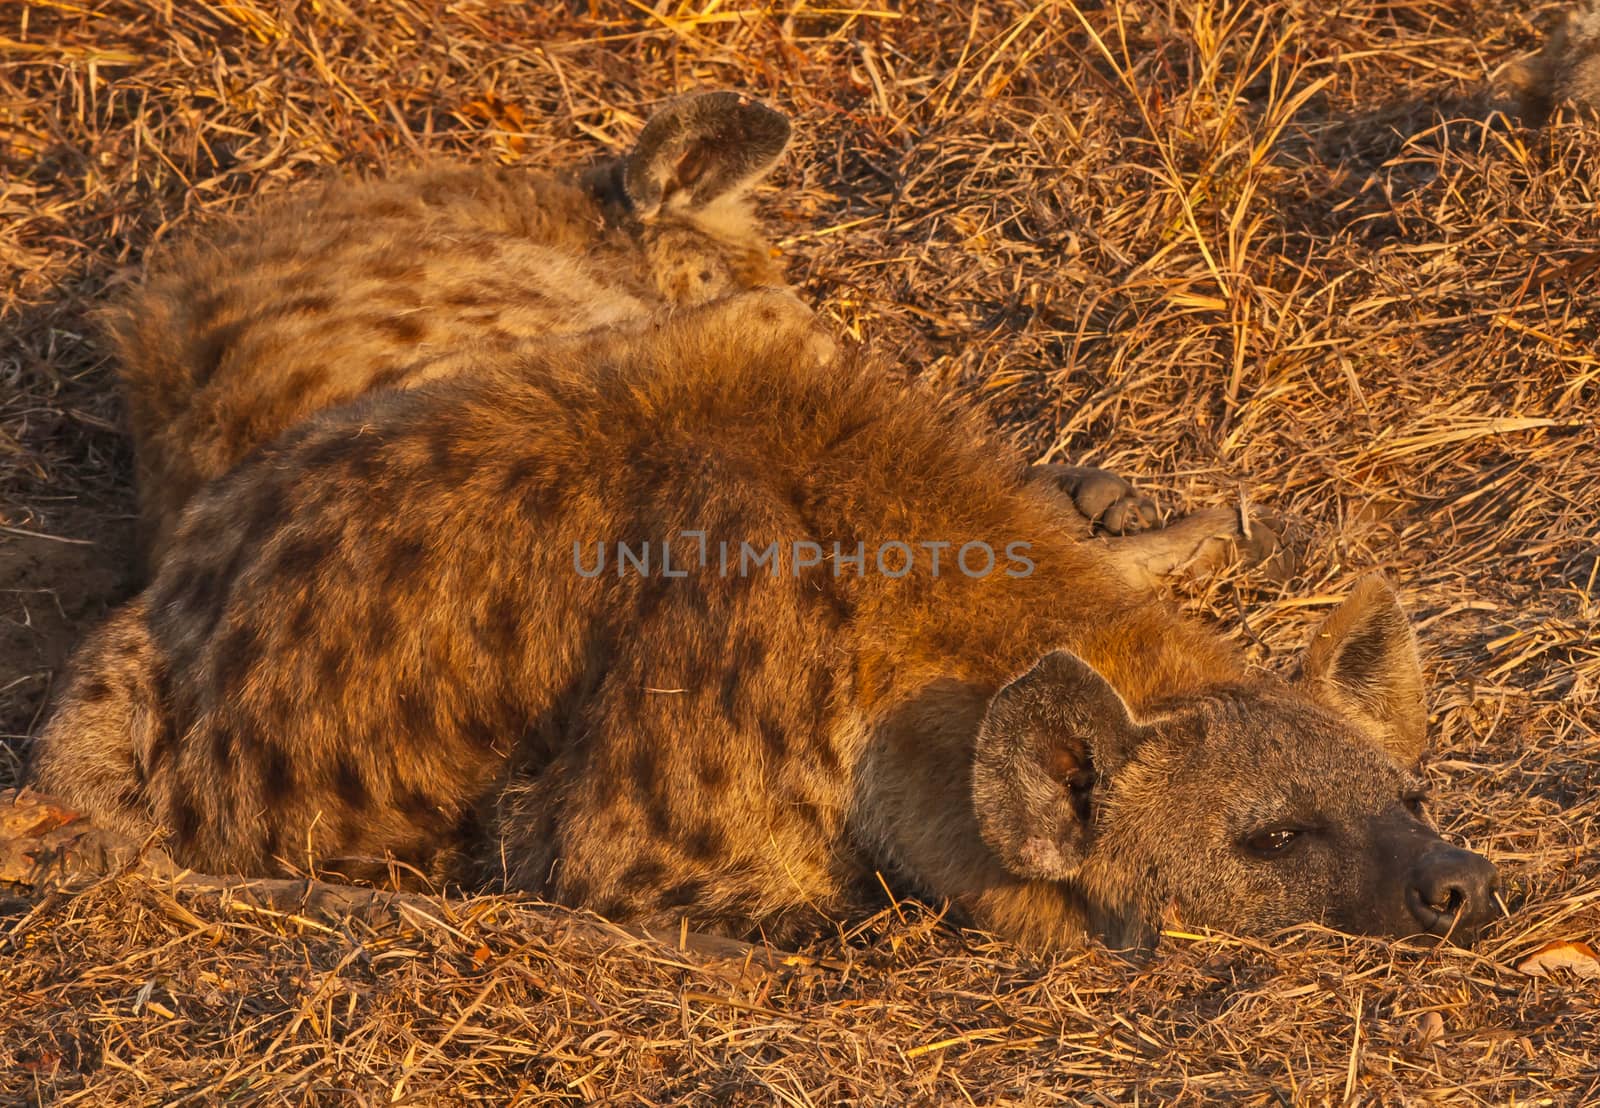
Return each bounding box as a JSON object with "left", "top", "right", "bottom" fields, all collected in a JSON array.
[
  {"left": 31, "top": 290, "right": 1499, "bottom": 949},
  {"left": 111, "top": 91, "right": 792, "bottom": 564}
]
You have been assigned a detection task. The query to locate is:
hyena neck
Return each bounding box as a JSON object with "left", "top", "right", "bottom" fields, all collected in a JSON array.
[
  {"left": 851, "top": 525, "right": 1246, "bottom": 722},
  {"left": 1060, "top": 594, "right": 1247, "bottom": 716}
]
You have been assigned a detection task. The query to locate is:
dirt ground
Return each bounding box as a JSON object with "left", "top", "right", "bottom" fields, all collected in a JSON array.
[{"left": 2, "top": 0, "right": 1597, "bottom": 1103}]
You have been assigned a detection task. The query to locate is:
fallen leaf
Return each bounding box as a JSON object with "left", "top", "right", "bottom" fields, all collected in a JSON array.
[
  {"left": 1413, "top": 1010, "right": 1444, "bottom": 1046},
  {"left": 1515, "top": 940, "right": 1600, "bottom": 980},
  {"left": 458, "top": 94, "right": 528, "bottom": 154}
]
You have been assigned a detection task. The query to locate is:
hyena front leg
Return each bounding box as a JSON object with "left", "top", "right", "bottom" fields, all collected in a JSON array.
[
  {"left": 1100, "top": 505, "right": 1300, "bottom": 591},
  {"left": 24, "top": 597, "right": 163, "bottom": 843}
]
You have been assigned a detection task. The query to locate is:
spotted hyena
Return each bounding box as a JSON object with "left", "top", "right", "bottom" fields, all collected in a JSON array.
[
  {"left": 29, "top": 285, "right": 1497, "bottom": 950},
  {"left": 112, "top": 89, "right": 1156, "bottom": 568},
  {"left": 113, "top": 90, "right": 798, "bottom": 565}
]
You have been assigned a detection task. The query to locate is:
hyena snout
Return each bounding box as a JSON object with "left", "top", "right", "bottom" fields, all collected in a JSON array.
[{"left": 1404, "top": 842, "right": 1500, "bottom": 941}]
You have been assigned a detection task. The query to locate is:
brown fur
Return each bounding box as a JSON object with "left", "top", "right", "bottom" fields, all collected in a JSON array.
[
  {"left": 109, "top": 91, "right": 793, "bottom": 565},
  {"left": 1502, "top": 1, "right": 1600, "bottom": 121},
  {"left": 29, "top": 288, "right": 1498, "bottom": 949}
]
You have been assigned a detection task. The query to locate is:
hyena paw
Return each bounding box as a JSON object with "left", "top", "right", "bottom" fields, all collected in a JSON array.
[
  {"left": 739, "top": 287, "right": 838, "bottom": 365},
  {"left": 1031, "top": 464, "right": 1161, "bottom": 535},
  {"left": 0, "top": 788, "right": 171, "bottom": 886},
  {"left": 1230, "top": 508, "right": 1305, "bottom": 583}
]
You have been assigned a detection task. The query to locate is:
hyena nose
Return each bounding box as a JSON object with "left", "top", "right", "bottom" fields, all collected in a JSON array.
[{"left": 1407, "top": 845, "right": 1500, "bottom": 939}]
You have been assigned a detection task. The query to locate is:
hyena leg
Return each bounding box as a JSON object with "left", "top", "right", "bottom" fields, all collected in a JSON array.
[
  {"left": 1100, "top": 505, "right": 1299, "bottom": 591},
  {"left": 1030, "top": 464, "right": 1160, "bottom": 535},
  {"left": 24, "top": 598, "right": 162, "bottom": 843}
]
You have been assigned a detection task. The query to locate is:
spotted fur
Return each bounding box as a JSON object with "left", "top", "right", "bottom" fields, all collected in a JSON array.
[
  {"left": 30, "top": 289, "right": 1498, "bottom": 949},
  {"left": 1503, "top": 1, "right": 1600, "bottom": 121},
  {"left": 110, "top": 90, "right": 793, "bottom": 565}
]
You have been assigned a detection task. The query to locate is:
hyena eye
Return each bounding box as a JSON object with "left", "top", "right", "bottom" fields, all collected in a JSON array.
[{"left": 1242, "top": 827, "right": 1302, "bottom": 857}]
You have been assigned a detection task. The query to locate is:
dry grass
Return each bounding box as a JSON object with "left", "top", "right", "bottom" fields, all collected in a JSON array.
[{"left": 2, "top": 0, "right": 1598, "bottom": 1102}]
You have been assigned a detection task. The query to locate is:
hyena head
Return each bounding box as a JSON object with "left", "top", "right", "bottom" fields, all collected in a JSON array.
[
  {"left": 973, "top": 576, "right": 1501, "bottom": 948},
  {"left": 584, "top": 90, "right": 792, "bottom": 304}
]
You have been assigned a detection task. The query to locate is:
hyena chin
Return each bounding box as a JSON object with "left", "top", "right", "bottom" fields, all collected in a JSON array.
[
  {"left": 109, "top": 89, "right": 796, "bottom": 566},
  {"left": 30, "top": 289, "right": 1499, "bottom": 952}
]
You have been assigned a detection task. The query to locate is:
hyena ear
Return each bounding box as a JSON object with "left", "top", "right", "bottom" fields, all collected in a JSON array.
[
  {"left": 1297, "top": 574, "right": 1428, "bottom": 766},
  {"left": 972, "top": 651, "right": 1148, "bottom": 882},
  {"left": 621, "top": 90, "right": 791, "bottom": 220}
]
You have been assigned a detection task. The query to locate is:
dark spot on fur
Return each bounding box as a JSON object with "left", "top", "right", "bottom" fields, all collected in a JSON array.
[
  {"left": 459, "top": 714, "right": 502, "bottom": 751},
  {"left": 684, "top": 824, "right": 724, "bottom": 862},
  {"left": 374, "top": 314, "right": 427, "bottom": 344},
  {"left": 192, "top": 291, "right": 226, "bottom": 328},
  {"left": 758, "top": 714, "right": 787, "bottom": 757},
  {"left": 290, "top": 599, "right": 317, "bottom": 639},
  {"left": 145, "top": 668, "right": 179, "bottom": 773},
  {"left": 191, "top": 321, "right": 245, "bottom": 385},
  {"left": 645, "top": 797, "right": 673, "bottom": 837},
  {"left": 335, "top": 814, "right": 369, "bottom": 854},
  {"left": 155, "top": 562, "right": 219, "bottom": 626},
  {"left": 274, "top": 533, "right": 333, "bottom": 580},
  {"left": 382, "top": 536, "right": 429, "bottom": 592},
  {"left": 398, "top": 788, "right": 443, "bottom": 828},
  {"left": 718, "top": 668, "right": 743, "bottom": 724},
  {"left": 280, "top": 367, "right": 326, "bottom": 407},
  {"left": 632, "top": 577, "right": 670, "bottom": 625},
  {"left": 807, "top": 667, "right": 833, "bottom": 728},
  {"left": 365, "top": 199, "right": 415, "bottom": 220},
  {"left": 301, "top": 433, "right": 360, "bottom": 471},
  {"left": 477, "top": 592, "right": 522, "bottom": 655},
  {"left": 630, "top": 744, "right": 659, "bottom": 790},
  {"left": 365, "top": 606, "right": 398, "bottom": 656},
  {"left": 367, "top": 254, "right": 424, "bottom": 282},
  {"left": 397, "top": 688, "right": 432, "bottom": 737},
  {"left": 368, "top": 364, "right": 407, "bottom": 390},
  {"left": 261, "top": 742, "right": 294, "bottom": 804},
  {"left": 317, "top": 641, "right": 348, "bottom": 685},
  {"left": 334, "top": 755, "right": 370, "bottom": 809},
  {"left": 172, "top": 797, "right": 201, "bottom": 843},
  {"left": 793, "top": 799, "right": 830, "bottom": 833},
  {"left": 620, "top": 857, "right": 667, "bottom": 889},
  {"left": 241, "top": 482, "right": 290, "bottom": 548},
  {"left": 282, "top": 293, "right": 334, "bottom": 317},
  {"left": 452, "top": 806, "right": 485, "bottom": 849},
  {"left": 426, "top": 427, "right": 474, "bottom": 480},
  {"left": 209, "top": 721, "right": 236, "bottom": 765},
  {"left": 661, "top": 879, "right": 705, "bottom": 908},
  {"left": 502, "top": 456, "right": 563, "bottom": 519},
  {"left": 79, "top": 679, "right": 112, "bottom": 705},
  {"left": 213, "top": 622, "right": 261, "bottom": 694},
  {"left": 695, "top": 755, "right": 729, "bottom": 791}
]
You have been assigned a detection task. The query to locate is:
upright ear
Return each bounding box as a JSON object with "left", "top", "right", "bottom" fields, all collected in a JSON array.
[
  {"left": 971, "top": 651, "right": 1148, "bottom": 882},
  {"left": 621, "top": 90, "right": 791, "bottom": 219},
  {"left": 1297, "top": 574, "right": 1428, "bottom": 766}
]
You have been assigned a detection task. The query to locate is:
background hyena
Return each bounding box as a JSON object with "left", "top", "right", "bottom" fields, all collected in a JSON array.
[
  {"left": 1502, "top": 0, "right": 1600, "bottom": 120},
  {"left": 112, "top": 87, "right": 1158, "bottom": 569},
  {"left": 112, "top": 90, "right": 795, "bottom": 565},
  {"left": 28, "top": 288, "right": 1498, "bottom": 950}
]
